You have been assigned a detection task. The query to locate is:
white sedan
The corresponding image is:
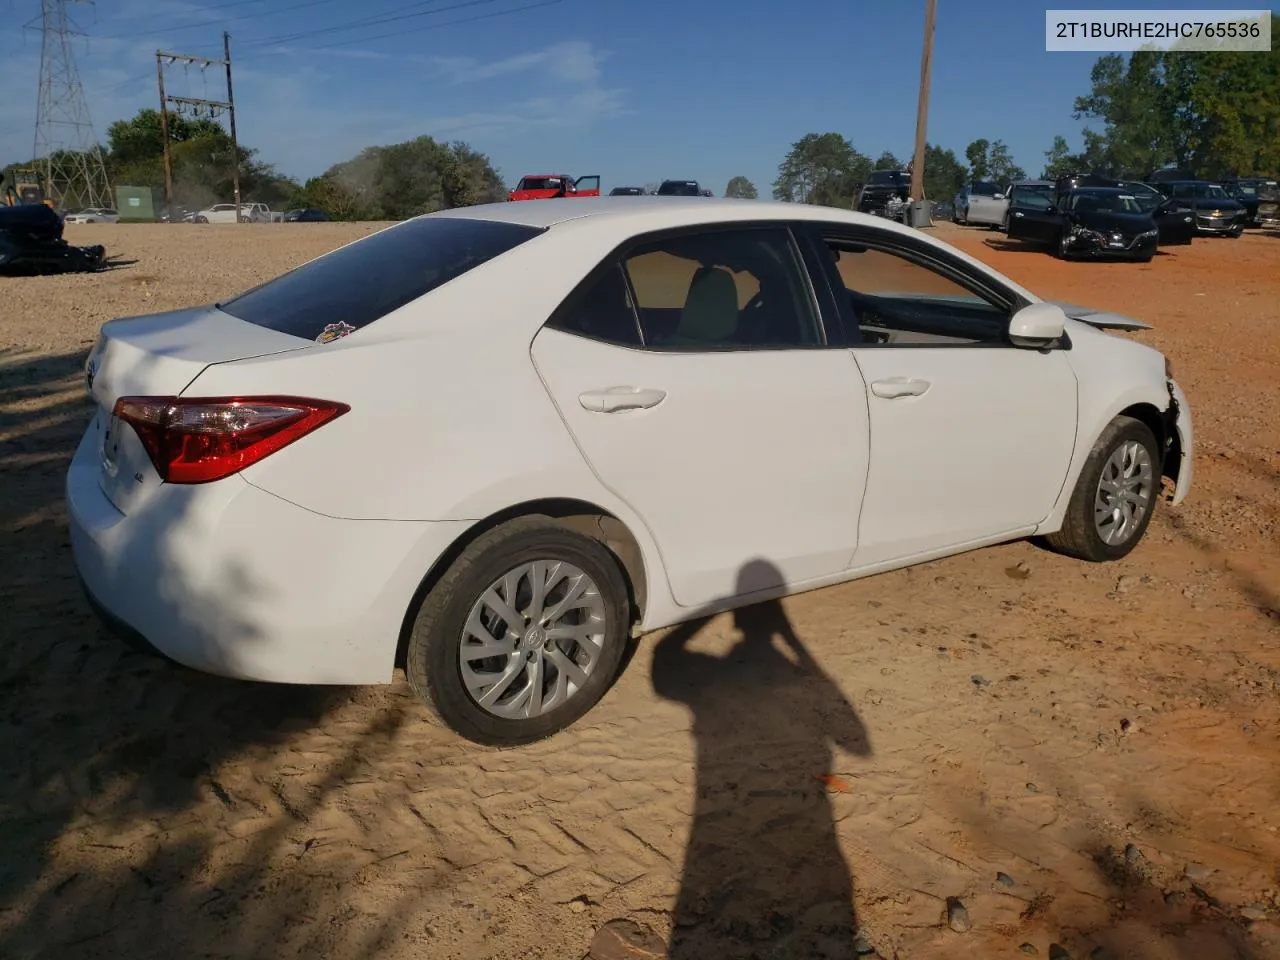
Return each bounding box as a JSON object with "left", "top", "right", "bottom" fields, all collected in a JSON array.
[
  {"left": 63, "top": 207, "right": 119, "bottom": 224},
  {"left": 67, "top": 197, "right": 1193, "bottom": 745}
]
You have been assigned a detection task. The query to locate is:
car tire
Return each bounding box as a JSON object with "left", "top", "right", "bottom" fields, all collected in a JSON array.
[
  {"left": 404, "top": 516, "right": 632, "bottom": 746},
  {"left": 1042, "top": 415, "right": 1161, "bottom": 563}
]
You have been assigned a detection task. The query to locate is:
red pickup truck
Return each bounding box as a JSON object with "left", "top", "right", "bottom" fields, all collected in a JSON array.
[{"left": 508, "top": 174, "right": 601, "bottom": 201}]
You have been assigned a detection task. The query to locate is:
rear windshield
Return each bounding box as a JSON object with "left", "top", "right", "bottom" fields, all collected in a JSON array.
[
  {"left": 657, "top": 181, "right": 701, "bottom": 196},
  {"left": 217, "top": 216, "right": 544, "bottom": 341},
  {"left": 520, "top": 177, "right": 562, "bottom": 191}
]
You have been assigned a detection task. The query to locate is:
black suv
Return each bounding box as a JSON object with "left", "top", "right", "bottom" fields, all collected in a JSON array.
[
  {"left": 1149, "top": 180, "right": 1247, "bottom": 237},
  {"left": 655, "top": 180, "right": 703, "bottom": 197},
  {"left": 856, "top": 170, "right": 910, "bottom": 216}
]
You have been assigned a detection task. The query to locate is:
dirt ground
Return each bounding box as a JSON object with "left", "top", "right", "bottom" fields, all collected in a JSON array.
[{"left": 1, "top": 217, "right": 1278, "bottom": 960}]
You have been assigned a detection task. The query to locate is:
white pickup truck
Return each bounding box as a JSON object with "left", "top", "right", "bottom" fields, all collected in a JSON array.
[{"left": 193, "top": 202, "right": 278, "bottom": 223}]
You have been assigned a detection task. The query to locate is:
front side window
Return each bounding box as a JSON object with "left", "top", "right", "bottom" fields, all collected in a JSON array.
[
  {"left": 622, "top": 228, "right": 821, "bottom": 349},
  {"left": 1012, "top": 189, "right": 1054, "bottom": 211},
  {"left": 825, "top": 238, "right": 1012, "bottom": 345}
]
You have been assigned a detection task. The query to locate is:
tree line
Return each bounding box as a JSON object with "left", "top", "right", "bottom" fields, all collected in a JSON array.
[
  {"left": 2, "top": 108, "right": 506, "bottom": 219},
  {"left": 4, "top": 18, "right": 1275, "bottom": 217},
  {"left": 735, "top": 16, "right": 1278, "bottom": 207}
]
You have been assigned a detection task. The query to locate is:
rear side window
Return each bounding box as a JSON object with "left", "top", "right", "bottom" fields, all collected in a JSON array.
[{"left": 217, "top": 217, "right": 544, "bottom": 342}]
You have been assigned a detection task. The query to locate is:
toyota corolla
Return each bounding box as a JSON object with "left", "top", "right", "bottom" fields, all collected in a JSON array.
[{"left": 68, "top": 197, "right": 1193, "bottom": 745}]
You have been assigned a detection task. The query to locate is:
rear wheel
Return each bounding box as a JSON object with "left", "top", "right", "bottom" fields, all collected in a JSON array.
[
  {"left": 405, "top": 517, "right": 632, "bottom": 745},
  {"left": 1055, "top": 230, "right": 1072, "bottom": 259},
  {"left": 1043, "top": 415, "right": 1160, "bottom": 562}
]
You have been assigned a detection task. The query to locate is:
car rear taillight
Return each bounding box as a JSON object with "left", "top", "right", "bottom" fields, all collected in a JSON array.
[{"left": 112, "top": 395, "right": 349, "bottom": 484}]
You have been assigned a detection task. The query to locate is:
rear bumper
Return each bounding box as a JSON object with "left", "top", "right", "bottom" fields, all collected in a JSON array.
[{"left": 66, "top": 424, "right": 469, "bottom": 685}]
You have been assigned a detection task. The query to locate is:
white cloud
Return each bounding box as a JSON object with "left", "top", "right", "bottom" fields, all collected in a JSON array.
[{"left": 431, "top": 39, "right": 608, "bottom": 85}]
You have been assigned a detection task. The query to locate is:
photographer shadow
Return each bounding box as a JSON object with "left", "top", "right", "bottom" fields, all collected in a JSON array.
[{"left": 651, "top": 559, "right": 873, "bottom": 959}]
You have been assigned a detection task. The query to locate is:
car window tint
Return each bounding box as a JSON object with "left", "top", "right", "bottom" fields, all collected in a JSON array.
[
  {"left": 218, "top": 217, "right": 544, "bottom": 342},
  {"left": 622, "top": 228, "right": 821, "bottom": 350},
  {"left": 826, "top": 241, "right": 1010, "bottom": 345},
  {"left": 546, "top": 263, "right": 643, "bottom": 347},
  {"left": 1013, "top": 190, "right": 1053, "bottom": 211}
]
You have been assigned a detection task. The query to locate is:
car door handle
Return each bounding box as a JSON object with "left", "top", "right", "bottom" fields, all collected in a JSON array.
[
  {"left": 578, "top": 386, "right": 668, "bottom": 413},
  {"left": 870, "top": 377, "right": 931, "bottom": 399}
]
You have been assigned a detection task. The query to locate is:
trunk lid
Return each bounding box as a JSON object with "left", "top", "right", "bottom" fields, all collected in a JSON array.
[{"left": 85, "top": 305, "right": 312, "bottom": 515}]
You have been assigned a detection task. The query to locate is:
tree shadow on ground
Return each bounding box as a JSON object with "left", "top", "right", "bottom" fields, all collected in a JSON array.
[{"left": 651, "top": 560, "right": 873, "bottom": 960}]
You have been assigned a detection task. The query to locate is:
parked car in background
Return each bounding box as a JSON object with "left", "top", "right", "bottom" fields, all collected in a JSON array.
[
  {"left": 857, "top": 169, "right": 911, "bottom": 217},
  {"left": 953, "top": 181, "right": 1008, "bottom": 227},
  {"left": 283, "top": 208, "right": 330, "bottom": 222},
  {"left": 1222, "top": 177, "right": 1279, "bottom": 227},
  {"left": 194, "top": 202, "right": 274, "bottom": 224},
  {"left": 68, "top": 196, "right": 1192, "bottom": 745},
  {"left": 609, "top": 186, "right": 645, "bottom": 196},
  {"left": 999, "top": 180, "right": 1054, "bottom": 231},
  {"left": 1255, "top": 180, "right": 1280, "bottom": 228},
  {"left": 509, "top": 174, "right": 601, "bottom": 202},
  {"left": 63, "top": 207, "right": 119, "bottom": 224},
  {"left": 1009, "top": 186, "right": 1159, "bottom": 261},
  {"left": 1149, "top": 180, "right": 1246, "bottom": 237},
  {"left": 655, "top": 180, "right": 703, "bottom": 196},
  {"left": 1054, "top": 174, "right": 1195, "bottom": 245}
]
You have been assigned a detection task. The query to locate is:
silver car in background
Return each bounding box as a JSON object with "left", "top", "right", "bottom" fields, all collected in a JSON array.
[{"left": 953, "top": 181, "right": 1008, "bottom": 227}]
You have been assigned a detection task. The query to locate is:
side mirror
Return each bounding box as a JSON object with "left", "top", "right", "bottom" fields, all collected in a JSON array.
[{"left": 1009, "top": 302, "right": 1066, "bottom": 347}]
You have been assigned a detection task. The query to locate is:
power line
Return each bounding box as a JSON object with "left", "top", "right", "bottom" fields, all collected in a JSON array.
[
  {"left": 250, "top": 0, "right": 565, "bottom": 53},
  {"left": 240, "top": 0, "right": 506, "bottom": 47},
  {"left": 87, "top": 0, "right": 341, "bottom": 42}
]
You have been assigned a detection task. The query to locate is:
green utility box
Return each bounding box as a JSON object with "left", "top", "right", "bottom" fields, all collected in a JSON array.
[{"left": 114, "top": 185, "right": 156, "bottom": 222}]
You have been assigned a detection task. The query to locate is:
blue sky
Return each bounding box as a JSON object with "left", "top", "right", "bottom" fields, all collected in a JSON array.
[{"left": 1, "top": 0, "right": 1275, "bottom": 197}]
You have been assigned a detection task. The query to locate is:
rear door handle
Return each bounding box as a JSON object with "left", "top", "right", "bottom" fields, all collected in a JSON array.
[
  {"left": 870, "top": 377, "right": 931, "bottom": 399},
  {"left": 579, "top": 386, "right": 667, "bottom": 413}
]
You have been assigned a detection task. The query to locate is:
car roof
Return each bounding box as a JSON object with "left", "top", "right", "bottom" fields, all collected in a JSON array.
[
  {"left": 1012, "top": 180, "right": 1053, "bottom": 186},
  {"left": 1071, "top": 187, "right": 1130, "bottom": 195}
]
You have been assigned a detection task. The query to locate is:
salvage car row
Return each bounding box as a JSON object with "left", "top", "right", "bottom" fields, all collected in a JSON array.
[{"left": 953, "top": 173, "right": 1278, "bottom": 261}]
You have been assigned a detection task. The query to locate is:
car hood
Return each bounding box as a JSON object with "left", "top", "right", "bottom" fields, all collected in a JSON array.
[
  {"left": 1071, "top": 211, "right": 1156, "bottom": 234},
  {"left": 1047, "top": 300, "right": 1151, "bottom": 331}
]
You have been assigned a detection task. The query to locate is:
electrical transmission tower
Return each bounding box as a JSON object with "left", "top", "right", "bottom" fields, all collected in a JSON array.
[{"left": 31, "top": 0, "right": 113, "bottom": 209}]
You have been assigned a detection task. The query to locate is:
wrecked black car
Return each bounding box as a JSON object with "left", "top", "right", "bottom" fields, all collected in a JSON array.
[
  {"left": 1008, "top": 186, "right": 1159, "bottom": 261},
  {"left": 0, "top": 203, "right": 106, "bottom": 275}
]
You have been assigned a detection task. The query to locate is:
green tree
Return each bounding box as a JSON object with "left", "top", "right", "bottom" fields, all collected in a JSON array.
[
  {"left": 873, "top": 151, "right": 903, "bottom": 170},
  {"left": 964, "top": 138, "right": 990, "bottom": 180},
  {"left": 772, "top": 132, "right": 872, "bottom": 207},
  {"left": 1072, "top": 51, "right": 1181, "bottom": 176},
  {"left": 723, "top": 175, "right": 758, "bottom": 199},
  {"left": 319, "top": 135, "right": 504, "bottom": 219},
  {"left": 964, "top": 138, "right": 1025, "bottom": 183},
  {"left": 921, "top": 143, "right": 966, "bottom": 201},
  {"left": 1041, "top": 135, "right": 1076, "bottom": 178}
]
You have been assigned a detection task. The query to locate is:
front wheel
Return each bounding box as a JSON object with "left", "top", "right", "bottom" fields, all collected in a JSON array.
[
  {"left": 1042, "top": 415, "right": 1161, "bottom": 562},
  {"left": 405, "top": 516, "right": 632, "bottom": 746}
]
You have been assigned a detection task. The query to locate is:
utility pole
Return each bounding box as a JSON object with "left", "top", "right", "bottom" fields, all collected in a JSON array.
[
  {"left": 156, "top": 54, "right": 174, "bottom": 214},
  {"left": 909, "top": 0, "right": 937, "bottom": 211},
  {"left": 155, "top": 42, "right": 241, "bottom": 220},
  {"left": 30, "top": 0, "right": 113, "bottom": 209},
  {"left": 223, "top": 32, "right": 241, "bottom": 213}
]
